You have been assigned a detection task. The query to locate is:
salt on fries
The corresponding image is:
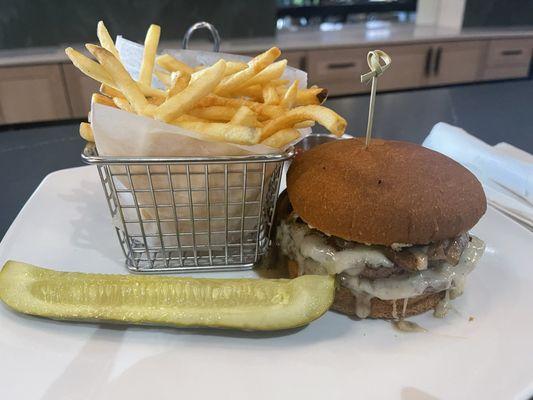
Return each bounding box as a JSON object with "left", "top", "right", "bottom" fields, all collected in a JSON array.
[{"left": 66, "top": 21, "right": 346, "bottom": 148}]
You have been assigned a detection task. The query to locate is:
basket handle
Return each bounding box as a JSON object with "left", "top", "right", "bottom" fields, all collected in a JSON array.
[{"left": 182, "top": 22, "right": 221, "bottom": 52}]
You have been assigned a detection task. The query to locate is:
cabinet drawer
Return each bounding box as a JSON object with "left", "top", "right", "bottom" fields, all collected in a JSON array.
[
  {"left": 376, "top": 44, "right": 432, "bottom": 91},
  {"left": 428, "top": 41, "right": 487, "bottom": 86},
  {"left": 308, "top": 48, "right": 367, "bottom": 81},
  {"left": 308, "top": 44, "right": 433, "bottom": 95},
  {"left": 283, "top": 50, "right": 307, "bottom": 71},
  {"left": 309, "top": 80, "right": 368, "bottom": 96},
  {"left": 307, "top": 48, "right": 369, "bottom": 95},
  {"left": 62, "top": 64, "right": 100, "bottom": 118},
  {"left": 0, "top": 64, "right": 71, "bottom": 124},
  {"left": 482, "top": 65, "right": 530, "bottom": 80},
  {"left": 486, "top": 38, "right": 533, "bottom": 68}
]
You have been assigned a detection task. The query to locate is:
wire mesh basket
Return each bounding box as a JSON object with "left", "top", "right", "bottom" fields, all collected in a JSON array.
[{"left": 82, "top": 144, "right": 293, "bottom": 273}]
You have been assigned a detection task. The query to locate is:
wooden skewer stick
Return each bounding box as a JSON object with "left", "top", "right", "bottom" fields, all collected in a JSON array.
[{"left": 361, "top": 50, "right": 391, "bottom": 148}]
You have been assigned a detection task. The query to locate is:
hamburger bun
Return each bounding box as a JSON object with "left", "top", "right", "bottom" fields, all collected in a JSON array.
[
  {"left": 287, "top": 260, "right": 444, "bottom": 319},
  {"left": 287, "top": 138, "right": 486, "bottom": 246}
]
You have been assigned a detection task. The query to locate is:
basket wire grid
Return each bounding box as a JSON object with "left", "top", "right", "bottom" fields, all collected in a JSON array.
[{"left": 83, "top": 145, "right": 293, "bottom": 273}]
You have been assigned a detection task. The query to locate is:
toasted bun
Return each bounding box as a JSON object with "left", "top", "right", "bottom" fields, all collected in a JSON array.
[
  {"left": 331, "top": 286, "right": 444, "bottom": 319},
  {"left": 287, "top": 138, "right": 486, "bottom": 245},
  {"left": 287, "top": 260, "right": 443, "bottom": 319}
]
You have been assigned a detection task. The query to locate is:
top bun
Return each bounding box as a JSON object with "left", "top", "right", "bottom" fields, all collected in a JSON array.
[{"left": 287, "top": 138, "right": 486, "bottom": 245}]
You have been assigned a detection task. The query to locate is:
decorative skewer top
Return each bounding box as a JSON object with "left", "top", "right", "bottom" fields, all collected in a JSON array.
[{"left": 361, "top": 50, "right": 391, "bottom": 148}]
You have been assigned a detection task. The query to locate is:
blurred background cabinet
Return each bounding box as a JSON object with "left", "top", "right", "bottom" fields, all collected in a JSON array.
[
  {"left": 427, "top": 41, "right": 486, "bottom": 85},
  {"left": 0, "top": 38, "right": 531, "bottom": 125},
  {"left": 375, "top": 43, "right": 434, "bottom": 91},
  {"left": 62, "top": 64, "right": 100, "bottom": 118},
  {"left": 307, "top": 40, "right": 491, "bottom": 95},
  {"left": 483, "top": 38, "right": 533, "bottom": 80},
  {"left": 0, "top": 65, "right": 71, "bottom": 124},
  {"left": 283, "top": 50, "right": 306, "bottom": 71},
  {"left": 307, "top": 47, "right": 368, "bottom": 95}
]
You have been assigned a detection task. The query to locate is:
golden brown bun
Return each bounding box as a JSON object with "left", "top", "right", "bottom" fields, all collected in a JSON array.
[
  {"left": 287, "top": 260, "right": 444, "bottom": 319},
  {"left": 287, "top": 138, "right": 486, "bottom": 245},
  {"left": 331, "top": 286, "right": 444, "bottom": 319}
]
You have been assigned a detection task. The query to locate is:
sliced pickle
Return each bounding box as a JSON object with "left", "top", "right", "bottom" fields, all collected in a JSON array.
[{"left": 0, "top": 261, "right": 334, "bottom": 331}]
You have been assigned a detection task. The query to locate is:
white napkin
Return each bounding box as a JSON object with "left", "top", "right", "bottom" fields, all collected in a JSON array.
[{"left": 423, "top": 122, "right": 533, "bottom": 228}]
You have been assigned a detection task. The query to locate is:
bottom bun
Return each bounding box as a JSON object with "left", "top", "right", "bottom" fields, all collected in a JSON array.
[
  {"left": 331, "top": 286, "right": 444, "bottom": 319},
  {"left": 287, "top": 260, "right": 444, "bottom": 319}
]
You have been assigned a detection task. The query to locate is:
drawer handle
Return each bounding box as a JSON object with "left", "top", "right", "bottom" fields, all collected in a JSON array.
[
  {"left": 424, "top": 47, "right": 433, "bottom": 77},
  {"left": 501, "top": 49, "right": 523, "bottom": 56},
  {"left": 433, "top": 47, "right": 442, "bottom": 76},
  {"left": 327, "top": 62, "right": 356, "bottom": 70}
]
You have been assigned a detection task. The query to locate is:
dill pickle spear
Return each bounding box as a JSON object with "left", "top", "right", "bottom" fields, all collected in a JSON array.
[{"left": 0, "top": 261, "right": 334, "bottom": 331}]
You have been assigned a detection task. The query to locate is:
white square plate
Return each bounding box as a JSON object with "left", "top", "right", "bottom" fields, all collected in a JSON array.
[{"left": 1, "top": 166, "right": 532, "bottom": 400}]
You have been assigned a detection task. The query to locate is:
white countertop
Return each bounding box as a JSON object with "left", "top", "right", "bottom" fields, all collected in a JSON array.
[{"left": 1, "top": 22, "right": 533, "bottom": 67}]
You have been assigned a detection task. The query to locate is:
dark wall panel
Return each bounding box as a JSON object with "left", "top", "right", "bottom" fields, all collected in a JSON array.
[
  {"left": 0, "top": 0, "right": 276, "bottom": 49},
  {"left": 464, "top": 0, "right": 533, "bottom": 28}
]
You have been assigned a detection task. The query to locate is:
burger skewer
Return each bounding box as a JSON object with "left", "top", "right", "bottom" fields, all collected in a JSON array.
[{"left": 361, "top": 50, "right": 391, "bottom": 147}]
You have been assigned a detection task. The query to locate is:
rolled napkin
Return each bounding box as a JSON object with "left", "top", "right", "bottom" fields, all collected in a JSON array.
[{"left": 423, "top": 122, "right": 533, "bottom": 228}]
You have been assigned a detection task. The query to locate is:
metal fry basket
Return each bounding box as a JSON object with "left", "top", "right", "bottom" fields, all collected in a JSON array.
[{"left": 82, "top": 145, "right": 293, "bottom": 273}]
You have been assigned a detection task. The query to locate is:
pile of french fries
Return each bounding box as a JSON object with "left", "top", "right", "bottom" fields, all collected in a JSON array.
[{"left": 68, "top": 22, "right": 347, "bottom": 149}]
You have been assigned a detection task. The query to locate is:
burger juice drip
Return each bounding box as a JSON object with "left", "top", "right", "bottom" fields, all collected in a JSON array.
[
  {"left": 402, "top": 298, "right": 409, "bottom": 319},
  {"left": 277, "top": 218, "right": 485, "bottom": 319},
  {"left": 392, "top": 320, "right": 428, "bottom": 333},
  {"left": 351, "top": 290, "right": 373, "bottom": 319},
  {"left": 434, "top": 290, "right": 450, "bottom": 318},
  {"left": 392, "top": 300, "right": 398, "bottom": 320}
]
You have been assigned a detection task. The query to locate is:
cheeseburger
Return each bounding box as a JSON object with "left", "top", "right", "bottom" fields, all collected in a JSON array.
[{"left": 277, "top": 138, "right": 486, "bottom": 319}]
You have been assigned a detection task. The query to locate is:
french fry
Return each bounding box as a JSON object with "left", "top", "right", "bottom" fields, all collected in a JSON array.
[
  {"left": 106, "top": 81, "right": 164, "bottom": 99},
  {"left": 113, "top": 97, "right": 133, "bottom": 112},
  {"left": 189, "top": 106, "right": 237, "bottom": 122},
  {"left": 156, "top": 54, "right": 194, "bottom": 75},
  {"left": 294, "top": 120, "right": 316, "bottom": 129},
  {"left": 79, "top": 122, "right": 94, "bottom": 142},
  {"left": 215, "top": 47, "right": 281, "bottom": 95},
  {"left": 248, "top": 47, "right": 282, "bottom": 71},
  {"left": 87, "top": 44, "right": 148, "bottom": 114},
  {"left": 260, "top": 105, "right": 347, "bottom": 140},
  {"left": 256, "top": 113, "right": 271, "bottom": 122},
  {"left": 230, "top": 106, "right": 262, "bottom": 128},
  {"left": 261, "top": 128, "right": 300, "bottom": 148},
  {"left": 296, "top": 87, "right": 328, "bottom": 106},
  {"left": 154, "top": 69, "right": 171, "bottom": 87},
  {"left": 100, "top": 83, "right": 124, "bottom": 98},
  {"left": 139, "top": 84, "right": 166, "bottom": 98},
  {"left": 97, "top": 21, "right": 119, "bottom": 59},
  {"left": 262, "top": 84, "right": 279, "bottom": 105},
  {"left": 141, "top": 104, "right": 157, "bottom": 117},
  {"left": 241, "top": 60, "right": 287, "bottom": 88},
  {"left": 67, "top": 47, "right": 164, "bottom": 100},
  {"left": 65, "top": 47, "right": 115, "bottom": 88},
  {"left": 280, "top": 80, "right": 298, "bottom": 109},
  {"left": 175, "top": 114, "right": 211, "bottom": 123},
  {"left": 139, "top": 24, "right": 161, "bottom": 86},
  {"left": 233, "top": 85, "right": 263, "bottom": 102},
  {"left": 168, "top": 71, "right": 191, "bottom": 97},
  {"left": 147, "top": 96, "right": 165, "bottom": 106},
  {"left": 224, "top": 61, "right": 247, "bottom": 76},
  {"left": 154, "top": 59, "right": 226, "bottom": 122},
  {"left": 271, "top": 79, "right": 290, "bottom": 86},
  {"left": 174, "top": 121, "right": 260, "bottom": 145},
  {"left": 197, "top": 95, "right": 283, "bottom": 119},
  {"left": 91, "top": 93, "right": 116, "bottom": 108}
]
